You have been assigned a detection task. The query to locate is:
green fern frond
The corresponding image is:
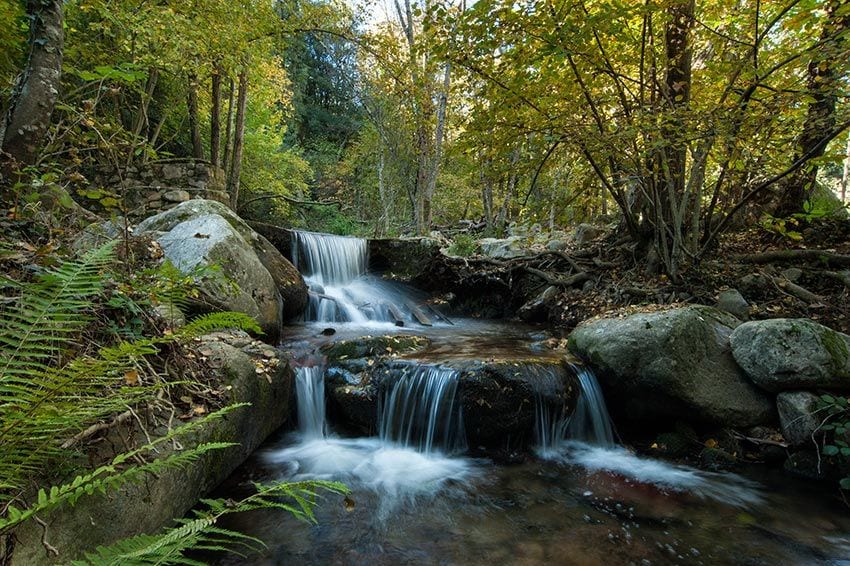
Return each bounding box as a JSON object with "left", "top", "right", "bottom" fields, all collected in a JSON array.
[{"left": 71, "top": 480, "right": 349, "bottom": 565}]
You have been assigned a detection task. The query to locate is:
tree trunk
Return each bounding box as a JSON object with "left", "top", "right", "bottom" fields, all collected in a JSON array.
[
  {"left": 187, "top": 74, "right": 204, "bottom": 160},
  {"left": 223, "top": 77, "right": 236, "bottom": 173},
  {"left": 210, "top": 65, "right": 223, "bottom": 167},
  {"left": 774, "top": 0, "right": 849, "bottom": 217},
  {"left": 377, "top": 143, "right": 390, "bottom": 235},
  {"left": 842, "top": 132, "right": 850, "bottom": 204},
  {"left": 0, "top": 0, "right": 65, "bottom": 177},
  {"left": 656, "top": 0, "right": 695, "bottom": 278},
  {"left": 423, "top": 62, "right": 452, "bottom": 231},
  {"left": 228, "top": 69, "right": 248, "bottom": 210}
]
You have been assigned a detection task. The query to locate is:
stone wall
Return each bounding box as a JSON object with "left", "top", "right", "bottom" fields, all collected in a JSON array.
[{"left": 85, "top": 159, "right": 228, "bottom": 219}]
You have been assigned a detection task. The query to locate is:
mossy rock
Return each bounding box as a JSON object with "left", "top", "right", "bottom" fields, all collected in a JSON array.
[
  {"left": 320, "top": 335, "right": 431, "bottom": 362},
  {"left": 730, "top": 318, "right": 850, "bottom": 392}
]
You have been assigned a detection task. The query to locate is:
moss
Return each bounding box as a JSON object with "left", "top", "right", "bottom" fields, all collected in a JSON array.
[
  {"left": 819, "top": 325, "right": 850, "bottom": 373},
  {"left": 321, "top": 335, "right": 431, "bottom": 361}
]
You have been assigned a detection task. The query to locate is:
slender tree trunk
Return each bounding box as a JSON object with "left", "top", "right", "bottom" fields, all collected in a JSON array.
[
  {"left": 423, "top": 62, "right": 452, "bottom": 231},
  {"left": 126, "top": 67, "right": 158, "bottom": 168},
  {"left": 187, "top": 74, "right": 204, "bottom": 159},
  {"left": 481, "top": 160, "right": 493, "bottom": 233},
  {"left": 377, "top": 143, "right": 390, "bottom": 235},
  {"left": 1, "top": 0, "right": 64, "bottom": 178},
  {"left": 228, "top": 69, "right": 248, "bottom": 210},
  {"left": 210, "top": 65, "right": 223, "bottom": 167},
  {"left": 222, "top": 77, "right": 235, "bottom": 173},
  {"left": 842, "top": 132, "right": 850, "bottom": 203},
  {"left": 774, "top": 0, "right": 849, "bottom": 216}
]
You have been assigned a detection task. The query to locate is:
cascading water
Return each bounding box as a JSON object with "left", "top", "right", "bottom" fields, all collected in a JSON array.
[
  {"left": 291, "top": 230, "right": 421, "bottom": 325},
  {"left": 294, "top": 366, "right": 326, "bottom": 439},
  {"left": 379, "top": 365, "right": 465, "bottom": 454},
  {"left": 535, "top": 362, "right": 614, "bottom": 453},
  {"left": 565, "top": 363, "right": 614, "bottom": 446}
]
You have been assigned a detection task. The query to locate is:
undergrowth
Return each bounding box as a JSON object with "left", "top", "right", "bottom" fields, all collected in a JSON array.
[{"left": 0, "top": 240, "right": 347, "bottom": 563}]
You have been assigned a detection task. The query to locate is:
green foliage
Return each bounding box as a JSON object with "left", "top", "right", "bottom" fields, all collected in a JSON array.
[
  {"left": 72, "top": 480, "right": 348, "bottom": 565},
  {"left": 0, "top": 242, "right": 261, "bottom": 505},
  {"left": 447, "top": 233, "right": 478, "bottom": 257},
  {"left": 816, "top": 394, "right": 850, "bottom": 490}
]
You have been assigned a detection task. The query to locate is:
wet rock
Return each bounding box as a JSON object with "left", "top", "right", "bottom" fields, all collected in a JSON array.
[
  {"left": 454, "top": 359, "right": 580, "bottom": 448},
  {"left": 568, "top": 306, "right": 774, "bottom": 428},
  {"left": 320, "top": 335, "right": 431, "bottom": 362},
  {"left": 776, "top": 391, "right": 820, "bottom": 446},
  {"left": 368, "top": 237, "right": 441, "bottom": 280},
  {"left": 730, "top": 318, "right": 850, "bottom": 392},
  {"left": 716, "top": 288, "right": 749, "bottom": 320}
]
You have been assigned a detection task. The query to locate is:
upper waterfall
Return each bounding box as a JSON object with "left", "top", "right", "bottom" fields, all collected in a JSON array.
[{"left": 290, "top": 230, "right": 432, "bottom": 326}]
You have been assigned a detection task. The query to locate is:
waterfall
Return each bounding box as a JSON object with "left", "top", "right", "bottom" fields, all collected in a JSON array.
[
  {"left": 292, "top": 231, "right": 367, "bottom": 286},
  {"left": 379, "top": 365, "right": 466, "bottom": 454},
  {"left": 295, "top": 366, "right": 327, "bottom": 439},
  {"left": 291, "top": 230, "right": 416, "bottom": 325},
  {"left": 535, "top": 363, "right": 614, "bottom": 452},
  {"left": 566, "top": 363, "right": 614, "bottom": 446}
]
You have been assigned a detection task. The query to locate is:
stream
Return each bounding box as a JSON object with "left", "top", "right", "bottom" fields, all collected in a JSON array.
[{"left": 211, "top": 231, "right": 850, "bottom": 565}]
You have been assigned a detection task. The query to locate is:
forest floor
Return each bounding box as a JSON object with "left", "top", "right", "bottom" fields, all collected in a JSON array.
[
  {"left": 547, "top": 218, "right": 850, "bottom": 333},
  {"left": 428, "top": 217, "right": 850, "bottom": 334}
]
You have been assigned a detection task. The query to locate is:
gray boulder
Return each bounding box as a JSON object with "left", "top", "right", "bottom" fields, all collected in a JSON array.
[
  {"left": 716, "top": 288, "right": 749, "bottom": 320},
  {"left": 479, "top": 236, "right": 526, "bottom": 259},
  {"left": 568, "top": 306, "right": 774, "bottom": 427},
  {"left": 776, "top": 391, "right": 821, "bottom": 446},
  {"left": 730, "top": 318, "right": 850, "bottom": 392},
  {"left": 136, "top": 200, "right": 308, "bottom": 330}
]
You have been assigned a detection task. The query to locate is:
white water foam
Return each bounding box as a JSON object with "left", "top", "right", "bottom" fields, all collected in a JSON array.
[
  {"left": 546, "top": 441, "right": 762, "bottom": 508},
  {"left": 264, "top": 436, "right": 478, "bottom": 518}
]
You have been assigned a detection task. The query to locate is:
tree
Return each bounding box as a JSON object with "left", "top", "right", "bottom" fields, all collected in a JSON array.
[
  {"left": 435, "top": 0, "right": 850, "bottom": 277},
  {"left": 0, "top": 0, "right": 64, "bottom": 178}
]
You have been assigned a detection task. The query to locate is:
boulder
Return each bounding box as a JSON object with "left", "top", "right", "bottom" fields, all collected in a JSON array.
[
  {"left": 479, "top": 236, "right": 527, "bottom": 259},
  {"left": 568, "top": 306, "right": 774, "bottom": 427},
  {"left": 716, "top": 288, "right": 749, "bottom": 320},
  {"left": 730, "top": 318, "right": 850, "bottom": 392},
  {"left": 456, "top": 359, "right": 579, "bottom": 449},
  {"left": 8, "top": 332, "right": 292, "bottom": 565},
  {"left": 776, "top": 391, "right": 820, "bottom": 446},
  {"left": 135, "top": 200, "right": 308, "bottom": 328}
]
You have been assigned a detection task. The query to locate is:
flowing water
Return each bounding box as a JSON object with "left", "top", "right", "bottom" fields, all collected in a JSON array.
[{"left": 211, "top": 231, "right": 850, "bottom": 565}]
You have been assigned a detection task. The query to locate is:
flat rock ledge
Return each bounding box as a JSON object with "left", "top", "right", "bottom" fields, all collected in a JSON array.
[{"left": 8, "top": 332, "right": 293, "bottom": 565}]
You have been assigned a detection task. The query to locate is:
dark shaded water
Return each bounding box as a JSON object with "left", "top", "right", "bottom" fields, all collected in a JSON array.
[
  {"left": 213, "top": 432, "right": 850, "bottom": 565},
  {"left": 207, "top": 321, "right": 850, "bottom": 566}
]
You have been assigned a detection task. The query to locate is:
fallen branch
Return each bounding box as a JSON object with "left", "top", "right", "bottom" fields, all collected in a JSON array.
[
  {"left": 731, "top": 430, "right": 789, "bottom": 449},
  {"left": 818, "top": 270, "right": 850, "bottom": 289},
  {"left": 773, "top": 276, "right": 821, "bottom": 304},
  {"left": 60, "top": 410, "right": 133, "bottom": 449},
  {"left": 524, "top": 267, "right": 590, "bottom": 287},
  {"left": 734, "top": 249, "right": 850, "bottom": 266}
]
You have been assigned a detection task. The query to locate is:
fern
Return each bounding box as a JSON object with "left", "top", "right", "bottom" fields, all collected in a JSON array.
[
  {"left": 0, "top": 242, "right": 261, "bottom": 503},
  {"left": 72, "top": 480, "right": 350, "bottom": 566}
]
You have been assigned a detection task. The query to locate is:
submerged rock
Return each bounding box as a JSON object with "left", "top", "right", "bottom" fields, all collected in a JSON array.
[
  {"left": 321, "top": 338, "right": 581, "bottom": 450},
  {"left": 455, "top": 359, "right": 579, "bottom": 448},
  {"left": 568, "top": 306, "right": 774, "bottom": 428},
  {"left": 730, "top": 318, "right": 850, "bottom": 392}
]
